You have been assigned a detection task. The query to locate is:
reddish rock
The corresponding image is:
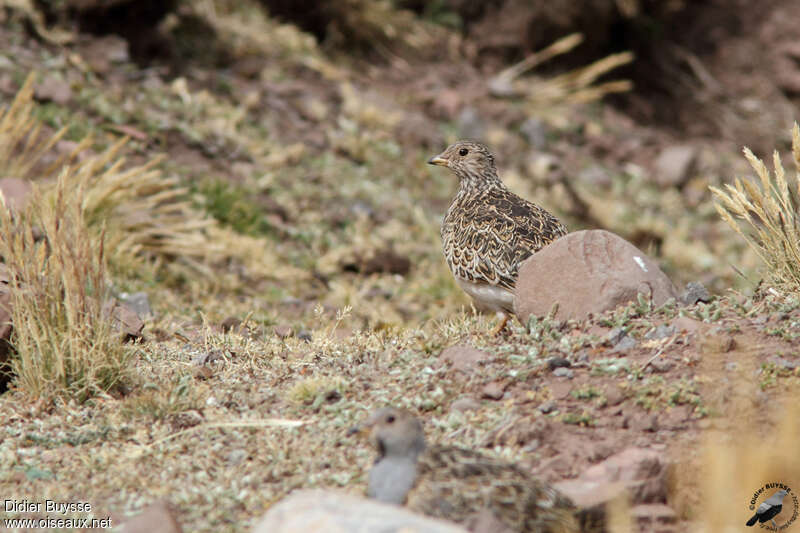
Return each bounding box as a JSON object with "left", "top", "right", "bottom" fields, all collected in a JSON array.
[
  {"left": 480, "top": 381, "right": 505, "bottom": 400},
  {"left": 438, "top": 344, "right": 491, "bottom": 373},
  {"left": 514, "top": 230, "right": 678, "bottom": 322},
  {"left": 0, "top": 178, "right": 33, "bottom": 211},
  {"left": 671, "top": 316, "right": 707, "bottom": 335},
  {"left": 120, "top": 500, "right": 182, "bottom": 533},
  {"left": 579, "top": 447, "right": 670, "bottom": 503}
]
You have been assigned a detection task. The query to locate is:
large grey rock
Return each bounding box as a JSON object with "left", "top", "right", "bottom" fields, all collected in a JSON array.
[
  {"left": 514, "top": 230, "right": 678, "bottom": 322},
  {"left": 252, "top": 490, "right": 468, "bottom": 533}
]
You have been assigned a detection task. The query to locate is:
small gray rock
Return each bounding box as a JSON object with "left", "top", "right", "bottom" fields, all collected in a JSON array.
[
  {"left": 604, "top": 327, "right": 625, "bottom": 346},
  {"left": 120, "top": 291, "right": 152, "bottom": 318},
  {"left": 648, "top": 358, "right": 674, "bottom": 373},
  {"left": 681, "top": 281, "right": 711, "bottom": 305},
  {"left": 520, "top": 117, "right": 548, "bottom": 149},
  {"left": 451, "top": 397, "right": 481, "bottom": 412},
  {"left": 654, "top": 145, "right": 697, "bottom": 188},
  {"left": 770, "top": 356, "right": 800, "bottom": 370},
  {"left": 609, "top": 335, "right": 637, "bottom": 354},
  {"left": 456, "top": 108, "right": 486, "bottom": 140},
  {"left": 578, "top": 165, "right": 612, "bottom": 188},
  {"left": 538, "top": 401, "right": 557, "bottom": 414},
  {"left": 553, "top": 367, "right": 574, "bottom": 379},
  {"left": 644, "top": 324, "right": 675, "bottom": 340}
]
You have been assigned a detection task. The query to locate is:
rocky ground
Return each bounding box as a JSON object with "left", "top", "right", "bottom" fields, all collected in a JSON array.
[{"left": 0, "top": 1, "right": 799, "bottom": 532}]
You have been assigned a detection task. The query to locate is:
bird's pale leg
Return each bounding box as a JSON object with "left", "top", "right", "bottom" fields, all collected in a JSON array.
[{"left": 490, "top": 312, "right": 509, "bottom": 335}]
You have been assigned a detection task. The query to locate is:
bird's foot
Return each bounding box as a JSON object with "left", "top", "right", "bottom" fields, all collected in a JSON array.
[{"left": 490, "top": 313, "right": 510, "bottom": 336}]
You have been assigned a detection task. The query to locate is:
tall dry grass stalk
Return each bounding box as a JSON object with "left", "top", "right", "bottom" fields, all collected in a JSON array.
[
  {"left": 489, "top": 33, "right": 634, "bottom": 115},
  {"left": 0, "top": 172, "right": 131, "bottom": 402},
  {"left": 711, "top": 123, "right": 800, "bottom": 294}
]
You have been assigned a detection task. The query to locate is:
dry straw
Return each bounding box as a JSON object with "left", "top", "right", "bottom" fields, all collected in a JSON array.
[
  {"left": 711, "top": 123, "right": 800, "bottom": 294},
  {"left": 0, "top": 73, "right": 223, "bottom": 277},
  {"left": 0, "top": 172, "right": 131, "bottom": 401}
]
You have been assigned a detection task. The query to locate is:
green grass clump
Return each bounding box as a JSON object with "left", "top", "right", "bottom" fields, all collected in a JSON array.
[{"left": 712, "top": 123, "right": 800, "bottom": 294}]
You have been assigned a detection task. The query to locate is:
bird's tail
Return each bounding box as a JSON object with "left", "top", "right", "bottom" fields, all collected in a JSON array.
[{"left": 746, "top": 513, "right": 759, "bottom": 526}]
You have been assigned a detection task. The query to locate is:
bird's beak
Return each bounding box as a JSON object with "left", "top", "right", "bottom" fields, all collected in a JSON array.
[
  {"left": 347, "top": 423, "right": 369, "bottom": 437},
  {"left": 428, "top": 155, "right": 448, "bottom": 167}
]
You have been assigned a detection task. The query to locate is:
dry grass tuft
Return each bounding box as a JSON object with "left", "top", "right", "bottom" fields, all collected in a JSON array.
[
  {"left": 695, "top": 396, "right": 800, "bottom": 532},
  {"left": 0, "top": 172, "right": 131, "bottom": 402},
  {"left": 711, "top": 123, "right": 800, "bottom": 294},
  {"left": 489, "top": 33, "right": 634, "bottom": 118},
  {"left": 0, "top": 73, "right": 223, "bottom": 278}
]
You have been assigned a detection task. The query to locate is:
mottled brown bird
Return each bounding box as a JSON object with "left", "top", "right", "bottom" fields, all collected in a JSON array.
[
  {"left": 350, "top": 407, "right": 579, "bottom": 533},
  {"left": 429, "top": 140, "right": 567, "bottom": 333}
]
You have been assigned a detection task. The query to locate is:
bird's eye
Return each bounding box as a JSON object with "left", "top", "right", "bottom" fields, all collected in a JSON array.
[
  {"left": 458, "top": 148, "right": 469, "bottom": 156},
  {"left": 386, "top": 415, "right": 395, "bottom": 424}
]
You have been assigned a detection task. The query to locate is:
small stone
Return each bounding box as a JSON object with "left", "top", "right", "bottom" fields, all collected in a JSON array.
[
  {"left": 34, "top": 77, "right": 72, "bottom": 105},
  {"left": 120, "top": 292, "right": 152, "bottom": 318},
  {"left": 120, "top": 500, "right": 182, "bottom": 533},
  {"left": 227, "top": 449, "right": 247, "bottom": 466},
  {"left": 654, "top": 144, "right": 697, "bottom": 188},
  {"left": 108, "top": 300, "right": 144, "bottom": 341},
  {"left": 221, "top": 317, "right": 242, "bottom": 333},
  {"left": 604, "top": 388, "right": 625, "bottom": 407},
  {"left": 192, "top": 350, "right": 222, "bottom": 366},
  {"left": 770, "top": 356, "right": 800, "bottom": 370},
  {"left": 194, "top": 366, "right": 213, "bottom": 380},
  {"left": 538, "top": 401, "right": 557, "bottom": 414},
  {"left": 547, "top": 356, "right": 571, "bottom": 370},
  {"left": 681, "top": 281, "right": 711, "bottom": 305},
  {"left": 514, "top": 230, "right": 678, "bottom": 322},
  {"left": 609, "top": 335, "right": 637, "bottom": 354},
  {"left": 604, "top": 327, "right": 625, "bottom": 346},
  {"left": 553, "top": 367, "right": 574, "bottom": 379},
  {"left": 631, "top": 503, "right": 677, "bottom": 524},
  {"left": 578, "top": 165, "right": 612, "bottom": 188},
  {"left": 520, "top": 117, "right": 547, "bottom": 149},
  {"left": 481, "top": 381, "right": 505, "bottom": 400},
  {"left": 644, "top": 324, "right": 675, "bottom": 340},
  {"left": 456, "top": 107, "right": 486, "bottom": 140},
  {"left": 274, "top": 325, "right": 294, "bottom": 339},
  {"left": 439, "top": 345, "right": 491, "bottom": 373},
  {"left": 672, "top": 316, "right": 707, "bottom": 335},
  {"left": 451, "top": 397, "right": 481, "bottom": 412},
  {"left": 648, "top": 358, "right": 674, "bottom": 373}
]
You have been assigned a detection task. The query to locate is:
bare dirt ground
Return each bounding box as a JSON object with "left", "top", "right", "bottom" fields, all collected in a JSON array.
[{"left": 0, "top": 1, "right": 799, "bottom": 531}]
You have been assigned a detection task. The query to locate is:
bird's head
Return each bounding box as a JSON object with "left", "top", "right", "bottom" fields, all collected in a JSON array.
[
  {"left": 348, "top": 407, "right": 426, "bottom": 460},
  {"left": 428, "top": 140, "right": 500, "bottom": 188}
]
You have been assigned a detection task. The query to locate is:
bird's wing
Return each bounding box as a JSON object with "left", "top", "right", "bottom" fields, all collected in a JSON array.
[
  {"left": 447, "top": 188, "right": 567, "bottom": 291},
  {"left": 756, "top": 501, "right": 773, "bottom": 513},
  {"left": 408, "top": 446, "right": 577, "bottom": 531}
]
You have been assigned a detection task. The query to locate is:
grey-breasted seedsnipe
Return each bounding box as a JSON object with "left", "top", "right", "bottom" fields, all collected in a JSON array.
[
  {"left": 429, "top": 140, "right": 567, "bottom": 332},
  {"left": 350, "top": 407, "right": 579, "bottom": 533}
]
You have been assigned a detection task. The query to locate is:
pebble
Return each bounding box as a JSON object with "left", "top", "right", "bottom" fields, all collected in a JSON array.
[{"left": 553, "top": 367, "right": 574, "bottom": 379}]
